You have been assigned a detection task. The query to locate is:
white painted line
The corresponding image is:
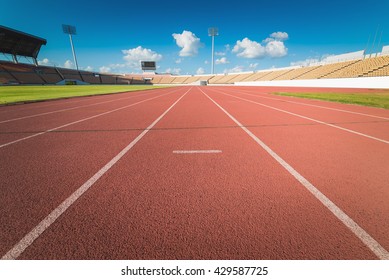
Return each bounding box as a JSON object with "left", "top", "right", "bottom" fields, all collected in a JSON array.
[
  {"left": 229, "top": 88, "right": 389, "bottom": 121},
  {"left": 1, "top": 87, "right": 191, "bottom": 260},
  {"left": 173, "top": 150, "right": 222, "bottom": 154},
  {"left": 209, "top": 88, "right": 389, "bottom": 144},
  {"left": 200, "top": 87, "right": 389, "bottom": 260},
  {"left": 0, "top": 88, "right": 183, "bottom": 149},
  {"left": 0, "top": 87, "right": 182, "bottom": 124}
]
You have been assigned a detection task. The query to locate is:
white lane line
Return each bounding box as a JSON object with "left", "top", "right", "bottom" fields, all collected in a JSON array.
[
  {"left": 0, "top": 87, "right": 181, "bottom": 124},
  {"left": 1, "top": 87, "right": 191, "bottom": 260},
  {"left": 0, "top": 88, "right": 183, "bottom": 149},
  {"left": 173, "top": 150, "right": 222, "bottom": 154},
  {"left": 208, "top": 88, "right": 389, "bottom": 144},
  {"left": 226, "top": 88, "right": 389, "bottom": 121},
  {"left": 200, "top": 87, "right": 389, "bottom": 260}
]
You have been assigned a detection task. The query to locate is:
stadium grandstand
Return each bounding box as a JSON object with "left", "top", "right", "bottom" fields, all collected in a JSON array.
[{"left": 1, "top": 25, "right": 389, "bottom": 86}]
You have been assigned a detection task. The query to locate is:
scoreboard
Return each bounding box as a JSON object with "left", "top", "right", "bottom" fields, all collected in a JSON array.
[{"left": 141, "top": 61, "right": 156, "bottom": 70}]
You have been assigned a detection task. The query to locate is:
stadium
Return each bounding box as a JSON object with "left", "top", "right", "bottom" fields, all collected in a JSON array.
[
  {"left": 0, "top": 1, "right": 389, "bottom": 275},
  {"left": 1, "top": 24, "right": 389, "bottom": 87}
]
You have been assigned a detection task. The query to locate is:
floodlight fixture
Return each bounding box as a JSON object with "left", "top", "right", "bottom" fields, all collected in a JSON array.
[
  {"left": 62, "top": 24, "right": 79, "bottom": 70},
  {"left": 208, "top": 27, "right": 219, "bottom": 74}
]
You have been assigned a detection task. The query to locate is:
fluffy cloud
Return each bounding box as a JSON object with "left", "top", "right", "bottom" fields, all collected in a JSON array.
[
  {"left": 215, "top": 57, "right": 229, "bottom": 65},
  {"left": 270, "top": 32, "right": 289, "bottom": 41},
  {"left": 172, "top": 30, "right": 203, "bottom": 57},
  {"left": 122, "top": 46, "right": 162, "bottom": 69},
  {"left": 84, "top": 66, "right": 94, "bottom": 71},
  {"left": 233, "top": 32, "right": 289, "bottom": 59},
  {"left": 165, "top": 68, "right": 181, "bottom": 75},
  {"left": 175, "top": 58, "right": 182, "bottom": 64},
  {"left": 99, "top": 66, "right": 111, "bottom": 73},
  {"left": 249, "top": 63, "right": 259, "bottom": 69},
  {"left": 215, "top": 51, "right": 226, "bottom": 56},
  {"left": 196, "top": 67, "right": 205, "bottom": 75},
  {"left": 38, "top": 58, "right": 50, "bottom": 66},
  {"left": 64, "top": 60, "right": 74, "bottom": 69},
  {"left": 223, "top": 65, "right": 244, "bottom": 74},
  {"left": 265, "top": 40, "right": 288, "bottom": 57},
  {"left": 232, "top": 38, "right": 266, "bottom": 58},
  {"left": 290, "top": 58, "right": 320, "bottom": 67}
]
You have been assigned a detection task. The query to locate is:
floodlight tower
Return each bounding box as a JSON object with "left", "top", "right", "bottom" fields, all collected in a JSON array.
[
  {"left": 62, "top": 24, "right": 79, "bottom": 70},
  {"left": 208, "top": 27, "right": 219, "bottom": 74}
]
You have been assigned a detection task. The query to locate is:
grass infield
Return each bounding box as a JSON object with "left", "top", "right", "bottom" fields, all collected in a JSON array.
[
  {"left": 0, "top": 85, "right": 170, "bottom": 105},
  {"left": 272, "top": 91, "right": 389, "bottom": 109}
]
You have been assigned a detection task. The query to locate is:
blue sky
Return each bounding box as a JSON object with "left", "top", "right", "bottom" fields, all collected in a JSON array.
[{"left": 1, "top": 0, "right": 389, "bottom": 75}]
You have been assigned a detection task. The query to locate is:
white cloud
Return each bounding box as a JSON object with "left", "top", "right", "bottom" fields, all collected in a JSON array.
[
  {"left": 215, "top": 57, "right": 229, "bottom": 64},
  {"left": 165, "top": 68, "right": 181, "bottom": 75},
  {"left": 225, "top": 44, "right": 231, "bottom": 51},
  {"left": 223, "top": 65, "right": 244, "bottom": 74},
  {"left": 84, "top": 66, "right": 94, "bottom": 72},
  {"left": 196, "top": 67, "right": 205, "bottom": 75},
  {"left": 270, "top": 31, "right": 289, "bottom": 41},
  {"left": 249, "top": 63, "right": 258, "bottom": 69},
  {"left": 204, "top": 60, "right": 209, "bottom": 64},
  {"left": 233, "top": 32, "right": 289, "bottom": 59},
  {"left": 122, "top": 46, "right": 162, "bottom": 69},
  {"left": 232, "top": 38, "right": 266, "bottom": 59},
  {"left": 215, "top": 51, "right": 226, "bottom": 56},
  {"left": 38, "top": 58, "right": 50, "bottom": 66},
  {"left": 175, "top": 58, "right": 182, "bottom": 64},
  {"left": 64, "top": 60, "right": 74, "bottom": 69},
  {"left": 265, "top": 40, "right": 288, "bottom": 58},
  {"left": 172, "top": 30, "right": 203, "bottom": 57},
  {"left": 290, "top": 58, "right": 319, "bottom": 67},
  {"left": 99, "top": 66, "right": 111, "bottom": 73}
]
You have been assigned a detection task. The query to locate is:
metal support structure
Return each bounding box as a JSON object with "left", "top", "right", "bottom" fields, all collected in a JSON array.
[
  {"left": 211, "top": 35, "right": 215, "bottom": 75},
  {"left": 12, "top": 54, "right": 18, "bottom": 64},
  {"left": 62, "top": 24, "right": 79, "bottom": 70},
  {"left": 68, "top": 34, "right": 79, "bottom": 70},
  {"left": 208, "top": 27, "right": 219, "bottom": 74}
]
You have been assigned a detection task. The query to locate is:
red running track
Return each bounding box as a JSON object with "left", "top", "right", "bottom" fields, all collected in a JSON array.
[{"left": 0, "top": 86, "right": 388, "bottom": 260}]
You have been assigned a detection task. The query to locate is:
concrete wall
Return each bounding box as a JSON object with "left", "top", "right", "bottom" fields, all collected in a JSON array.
[{"left": 235, "top": 76, "right": 389, "bottom": 89}]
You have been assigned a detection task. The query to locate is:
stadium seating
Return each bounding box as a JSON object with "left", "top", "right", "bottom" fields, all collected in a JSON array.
[
  {"left": 80, "top": 72, "right": 101, "bottom": 84},
  {"left": 1, "top": 53, "right": 388, "bottom": 86},
  {"left": 171, "top": 76, "right": 190, "bottom": 84},
  {"left": 323, "top": 55, "right": 389, "bottom": 78},
  {"left": 295, "top": 60, "right": 359, "bottom": 80},
  {"left": 158, "top": 75, "right": 176, "bottom": 84}
]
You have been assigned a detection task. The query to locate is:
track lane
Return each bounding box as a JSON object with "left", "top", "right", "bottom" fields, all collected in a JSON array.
[
  {"left": 208, "top": 87, "right": 389, "bottom": 143},
  {"left": 0, "top": 88, "right": 182, "bottom": 147},
  {"left": 228, "top": 86, "right": 389, "bottom": 119},
  {"left": 12, "top": 87, "right": 380, "bottom": 259},
  {"left": 204, "top": 87, "right": 389, "bottom": 253},
  {"left": 0, "top": 88, "right": 175, "bottom": 124},
  {"left": 0, "top": 87, "right": 173, "bottom": 119},
  {"left": 0, "top": 87, "right": 189, "bottom": 258}
]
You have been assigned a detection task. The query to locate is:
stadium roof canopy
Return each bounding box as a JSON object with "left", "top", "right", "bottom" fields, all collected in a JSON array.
[{"left": 0, "top": 25, "right": 47, "bottom": 64}]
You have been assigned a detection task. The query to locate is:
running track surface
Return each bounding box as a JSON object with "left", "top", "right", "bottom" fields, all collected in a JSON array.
[{"left": 0, "top": 86, "right": 388, "bottom": 260}]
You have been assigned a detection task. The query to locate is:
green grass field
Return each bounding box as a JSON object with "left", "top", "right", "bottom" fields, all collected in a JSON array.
[
  {"left": 0, "top": 85, "right": 169, "bottom": 105},
  {"left": 272, "top": 91, "right": 389, "bottom": 109}
]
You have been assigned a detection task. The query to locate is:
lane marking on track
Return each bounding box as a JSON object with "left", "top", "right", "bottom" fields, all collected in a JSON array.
[
  {"left": 0, "top": 87, "right": 181, "bottom": 124},
  {"left": 173, "top": 150, "right": 222, "bottom": 154},
  {"left": 0, "top": 88, "right": 184, "bottom": 149},
  {"left": 208, "top": 88, "right": 389, "bottom": 144},
  {"left": 225, "top": 88, "right": 389, "bottom": 121},
  {"left": 1, "top": 87, "right": 191, "bottom": 260},
  {"left": 199, "top": 87, "right": 389, "bottom": 260}
]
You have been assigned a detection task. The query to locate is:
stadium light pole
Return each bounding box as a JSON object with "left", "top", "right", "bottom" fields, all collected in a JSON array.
[
  {"left": 62, "top": 24, "right": 79, "bottom": 70},
  {"left": 208, "top": 27, "right": 219, "bottom": 74}
]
